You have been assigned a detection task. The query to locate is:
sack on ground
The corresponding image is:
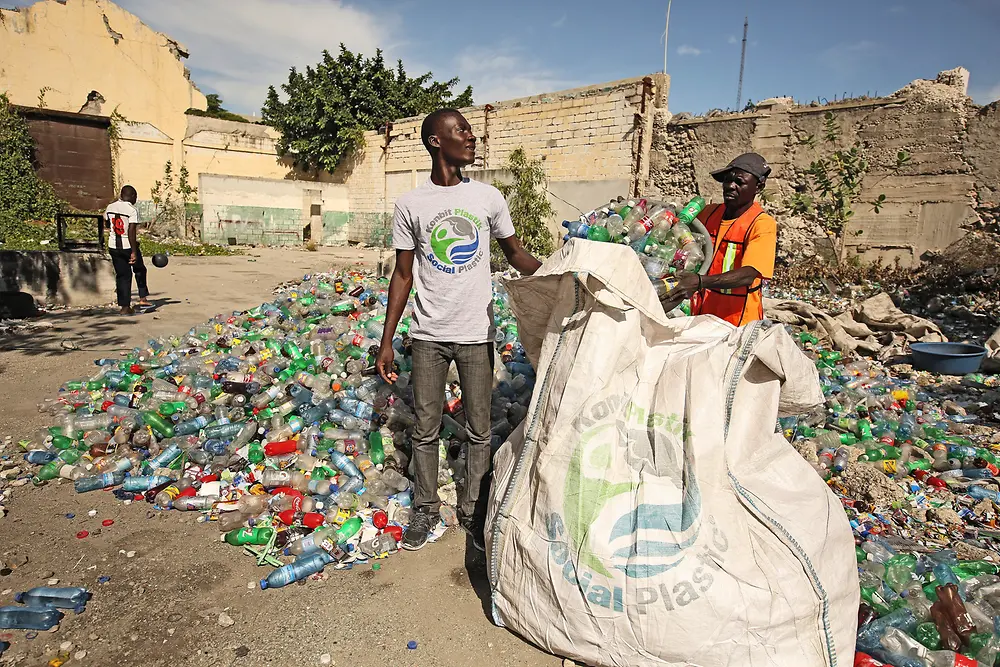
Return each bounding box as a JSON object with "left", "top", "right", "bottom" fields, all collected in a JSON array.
[{"left": 486, "top": 239, "right": 859, "bottom": 667}]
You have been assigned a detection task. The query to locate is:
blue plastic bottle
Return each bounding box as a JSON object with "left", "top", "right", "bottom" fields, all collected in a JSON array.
[
  {"left": 24, "top": 450, "right": 57, "bottom": 465},
  {"left": 14, "top": 586, "right": 91, "bottom": 613},
  {"left": 0, "top": 605, "right": 64, "bottom": 630},
  {"left": 259, "top": 550, "right": 334, "bottom": 590},
  {"left": 328, "top": 450, "right": 363, "bottom": 479},
  {"left": 74, "top": 471, "right": 125, "bottom": 493},
  {"left": 122, "top": 475, "right": 172, "bottom": 492}
]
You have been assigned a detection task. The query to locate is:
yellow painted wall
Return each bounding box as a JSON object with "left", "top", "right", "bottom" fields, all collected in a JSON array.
[{"left": 0, "top": 0, "right": 206, "bottom": 173}]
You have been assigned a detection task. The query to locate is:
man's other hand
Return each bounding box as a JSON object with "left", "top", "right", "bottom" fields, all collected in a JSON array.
[{"left": 375, "top": 345, "right": 398, "bottom": 384}]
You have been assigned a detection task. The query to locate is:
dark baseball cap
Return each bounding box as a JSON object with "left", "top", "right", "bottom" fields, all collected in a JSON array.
[{"left": 710, "top": 153, "right": 772, "bottom": 182}]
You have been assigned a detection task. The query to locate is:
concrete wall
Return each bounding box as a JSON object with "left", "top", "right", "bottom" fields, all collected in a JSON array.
[
  {"left": 0, "top": 250, "right": 115, "bottom": 306},
  {"left": 649, "top": 68, "right": 998, "bottom": 266},
  {"left": 335, "top": 74, "right": 667, "bottom": 245},
  {"left": 199, "top": 174, "right": 349, "bottom": 246}
]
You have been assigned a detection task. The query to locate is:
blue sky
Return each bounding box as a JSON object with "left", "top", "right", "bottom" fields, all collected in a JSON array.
[{"left": 9, "top": 0, "right": 1000, "bottom": 113}]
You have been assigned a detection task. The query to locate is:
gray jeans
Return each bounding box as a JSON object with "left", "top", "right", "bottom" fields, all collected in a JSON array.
[{"left": 410, "top": 339, "right": 494, "bottom": 518}]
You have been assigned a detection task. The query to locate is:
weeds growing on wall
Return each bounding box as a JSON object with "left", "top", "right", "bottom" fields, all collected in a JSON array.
[
  {"left": 150, "top": 161, "right": 198, "bottom": 238},
  {"left": 0, "top": 93, "right": 63, "bottom": 244},
  {"left": 491, "top": 147, "right": 555, "bottom": 271},
  {"left": 788, "top": 111, "right": 909, "bottom": 256},
  {"left": 108, "top": 107, "right": 137, "bottom": 193}
]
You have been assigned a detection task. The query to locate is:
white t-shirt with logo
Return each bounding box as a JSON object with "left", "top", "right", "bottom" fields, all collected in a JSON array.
[
  {"left": 392, "top": 178, "right": 516, "bottom": 343},
  {"left": 105, "top": 200, "right": 140, "bottom": 251}
]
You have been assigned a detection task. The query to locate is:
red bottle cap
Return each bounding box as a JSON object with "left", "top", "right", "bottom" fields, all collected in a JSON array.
[
  {"left": 76, "top": 530, "right": 89, "bottom": 539},
  {"left": 102, "top": 519, "right": 114, "bottom": 527}
]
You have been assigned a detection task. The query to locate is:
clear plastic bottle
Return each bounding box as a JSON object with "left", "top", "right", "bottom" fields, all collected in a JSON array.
[{"left": 0, "top": 605, "right": 64, "bottom": 630}]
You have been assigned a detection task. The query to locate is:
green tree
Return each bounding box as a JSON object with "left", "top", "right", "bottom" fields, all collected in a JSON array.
[
  {"left": 0, "top": 93, "right": 61, "bottom": 224},
  {"left": 492, "top": 148, "right": 555, "bottom": 268},
  {"left": 261, "top": 44, "right": 473, "bottom": 173}
]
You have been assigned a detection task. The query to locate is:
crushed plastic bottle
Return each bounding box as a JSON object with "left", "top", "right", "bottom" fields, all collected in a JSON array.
[
  {"left": 781, "top": 328, "right": 1000, "bottom": 666},
  {"left": 15, "top": 269, "right": 538, "bottom": 589}
]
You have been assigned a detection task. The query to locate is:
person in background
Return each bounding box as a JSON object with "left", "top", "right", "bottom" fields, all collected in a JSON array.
[
  {"left": 104, "top": 184, "right": 151, "bottom": 315},
  {"left": 665, "top": 152, "right": 776, "bottom": 326},
  {"left": 375, "top": 108, "right": 542, "bottom": 552}
]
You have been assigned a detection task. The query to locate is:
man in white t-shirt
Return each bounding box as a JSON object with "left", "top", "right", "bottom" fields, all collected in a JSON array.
[
  {"left": 376, "top": 108, "right": 543, "bottom": 552},
  {"left": 104, "top": 184, "right": 150, "bottom": 315}
]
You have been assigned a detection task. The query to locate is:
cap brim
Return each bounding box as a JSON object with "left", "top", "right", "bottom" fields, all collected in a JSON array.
[{"left": 710, "top": 167, "right": 731, "bottom": 183}]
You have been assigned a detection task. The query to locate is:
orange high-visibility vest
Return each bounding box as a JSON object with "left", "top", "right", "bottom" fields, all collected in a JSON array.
[{"left": 691, "top": 202, "right": 766, "bottom": 327}]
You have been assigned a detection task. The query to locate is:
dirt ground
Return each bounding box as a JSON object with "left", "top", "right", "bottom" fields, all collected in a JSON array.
[{"left": 0, "top": 247, "right": 559, "bottom": 667}]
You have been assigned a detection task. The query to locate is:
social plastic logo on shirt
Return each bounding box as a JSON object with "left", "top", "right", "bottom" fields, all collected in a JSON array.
[{"left": 429, "top": 216, "right": 480, "bottom": 266}]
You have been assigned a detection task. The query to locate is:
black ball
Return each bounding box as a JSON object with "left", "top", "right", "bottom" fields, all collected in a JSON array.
[{"left": 151, "top": 253, "right": 169, "bottom": 268}]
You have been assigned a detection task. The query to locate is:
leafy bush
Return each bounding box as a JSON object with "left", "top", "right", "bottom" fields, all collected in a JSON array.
[{"left": 0, "top": 93, "right": 62, "bottom": 226}]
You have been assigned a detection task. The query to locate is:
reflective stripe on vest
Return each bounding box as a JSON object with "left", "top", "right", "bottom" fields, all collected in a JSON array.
[{"left": 704, "top": 203, "right": 765, "bottom": 297}]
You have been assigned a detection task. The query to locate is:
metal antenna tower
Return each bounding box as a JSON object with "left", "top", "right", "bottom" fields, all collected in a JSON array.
[{"left": 736, "top": 16, "right": 748, "bottom": 109}]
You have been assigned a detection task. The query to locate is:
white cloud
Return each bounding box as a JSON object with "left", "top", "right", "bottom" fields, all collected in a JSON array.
[
  {"left": 971, "top": 81, "right": 1000, "bottom": 105},
  {"left": 552, "top": 13, "right": 567, "bottom": 28},
  {"left": 677, "top": 45, "right": 704, "bottom": 56},
  {"left": 727, "top": 35, "right": 739, "bottom": 45},
  {"left": 454, "top": 43, "right": 579, "bottom": 104},
  {"left": 819, "top": 40, "right": 880, "bottom": 77},
  {"left": 117, "top": 0, "right": 401, "bottom": 114}
]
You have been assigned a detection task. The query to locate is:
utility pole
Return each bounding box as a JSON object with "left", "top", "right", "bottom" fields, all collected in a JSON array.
[
  {"left": 662, "top": 0, "right": 672, "bottom": 74},
  {"left": 736, "top": 15, "right": 748, "bottom": 109}
]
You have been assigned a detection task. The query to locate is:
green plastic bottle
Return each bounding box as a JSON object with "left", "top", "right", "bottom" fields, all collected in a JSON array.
[
  {"left": 335, "top": 516, "right": 363, "bottom": 543},
  {"left": 914, "top": 622, "right": 941, "bottom": 650},
  {"left": 158, "top": 401, "right": 188, "bottom": 416},
  {"left": 677, "top": 196, "right": 706, "bottom": 224},
  {"left": 141, "top": 411, "right": 175, "bottom": 438},
  {"left": 368, "top": 432, "right": 385, "bottom": 466},
  {"left": 859, "top": 446, "right": 901, "bottom": 462},
  {"left": 955, "top": 560, "right": 1000, "bottom": 577},
  {"left": 963, "top": 633, "right": 992, "bottom": 659},
  {"left": 247, "top": 442, "right": 264, "bottom": 464},
  {"left": 224, "top": 526, "right": 274, "bottom": 546},
  {"left": 884, "top": 554, "right": 917, "bottom": 593},
  {"left": 50, "top": 435, "right": 77, "bottom": 451}
]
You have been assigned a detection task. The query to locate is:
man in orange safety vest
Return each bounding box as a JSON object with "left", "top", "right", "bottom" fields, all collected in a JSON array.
[{"left": 664, "top": 152, "right": 777, "bottom": 327}]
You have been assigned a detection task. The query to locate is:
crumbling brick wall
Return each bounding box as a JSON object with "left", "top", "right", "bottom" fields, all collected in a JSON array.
[
  {"left": 336, "top": 74, "right": 668, "bottom": 245},
  {"left": 649, "top": 68, "right": 999, "bottom": 267}
]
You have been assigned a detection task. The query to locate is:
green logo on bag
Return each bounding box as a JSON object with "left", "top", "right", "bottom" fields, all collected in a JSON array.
[
  {"left": 545, "top": 395, "right": 730, "bottom": 613},
  {"left": 562, "top": 398, "right": 702, "bottom": 580}
]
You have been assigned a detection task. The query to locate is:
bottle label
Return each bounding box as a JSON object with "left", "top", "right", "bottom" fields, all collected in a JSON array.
[{"left": 318, "top": 537, "right": 347, "bottom": 559}]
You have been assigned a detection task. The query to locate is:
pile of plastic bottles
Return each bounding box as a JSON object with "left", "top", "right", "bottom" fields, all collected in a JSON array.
[
  {"left": 16, "top": 271, "right": 535, "bottom": 590},
  {"left": 0, "top": 586, "right": 90, "bottom": 632},
  {"left": 784, "top": 331, "right": 1000, "bottom": 666},
  {"left": 561, "top": 195, "right": 712, "bottom": 312}
]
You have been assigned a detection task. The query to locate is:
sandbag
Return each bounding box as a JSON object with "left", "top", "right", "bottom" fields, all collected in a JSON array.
[{"left": 486, "top": 239, "right": 858, "bottom": 667}]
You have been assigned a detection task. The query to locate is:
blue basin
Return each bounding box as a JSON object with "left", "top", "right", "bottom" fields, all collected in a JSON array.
[{"left": 909, "top": 342, "right": 987, "bottom": 375}]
